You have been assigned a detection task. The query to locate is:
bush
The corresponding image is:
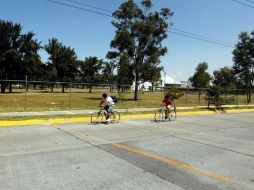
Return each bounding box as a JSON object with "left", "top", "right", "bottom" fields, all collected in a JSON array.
[{"left": 165, "top": 88, "right": 184, "bottom": 100}]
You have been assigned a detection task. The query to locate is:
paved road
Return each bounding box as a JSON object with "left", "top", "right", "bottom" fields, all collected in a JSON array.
[{"left": 0, "top": 112, "right": 254, "bottom": 190}]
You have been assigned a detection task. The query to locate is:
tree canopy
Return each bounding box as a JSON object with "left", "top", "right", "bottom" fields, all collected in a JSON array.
[
  {"left": 189, "top": 62, "right": 211, "bottom": 89},
  {"left": 109, "top": 0, "right": 173, "bottom": 100},
  {"left": 232, "top": 31, "right": 254, "bottom": 103}
]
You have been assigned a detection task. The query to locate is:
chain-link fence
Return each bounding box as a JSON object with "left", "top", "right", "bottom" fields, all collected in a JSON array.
[{"left": 0, "top": 78, "right": 253, "bottom": 112}]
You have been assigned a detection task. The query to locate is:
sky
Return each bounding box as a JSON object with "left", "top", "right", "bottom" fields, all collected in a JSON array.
[{"left": 0, "top": 0, "right": 254, "bottom": 82}]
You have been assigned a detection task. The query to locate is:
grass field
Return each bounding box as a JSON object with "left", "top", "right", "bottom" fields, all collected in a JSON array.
[{"left": 0, "top": 87, "right": 252, "bottom": 112}]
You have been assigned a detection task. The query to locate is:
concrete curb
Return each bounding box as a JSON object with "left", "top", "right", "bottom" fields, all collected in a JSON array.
[
  {"left": 0, "top": 104, "right": 253, "bottom": 117},
  {"left": 0, "top": 108, "right": 254, "bottom": 127}
]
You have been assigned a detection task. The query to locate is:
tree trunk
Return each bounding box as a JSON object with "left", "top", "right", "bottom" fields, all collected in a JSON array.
[
  {"left": 26, "top": 82, "right": 29, "bottom": 92},
  {"left": 134, "top": 77, "right": 139, "bottom": 101},
  {"left": 247, "top": 89, "right": 251, "bottom": 104},
  {"left": 9, "top": 82, "right": 12, "bottom": 93},
  {"left": 33, "top": 84, "right": 36, "bottom": 90},
  {"left": 89, "top": 86, "right": 92, "bottom": 93},
  {"left": 198, "top": 90, "right": 201, "bottom": 102},
  {"left": 1, "top": 82, "right": 5, "bottom": 93},
  {"left": 62, "top": 84, "right": 65, "bottom": 93},
  {"left": 51, "top": 84, "right": 54, "bottom": 92},
  {"left": 151, "top": 82, "right": 154, "bottom": 92}
]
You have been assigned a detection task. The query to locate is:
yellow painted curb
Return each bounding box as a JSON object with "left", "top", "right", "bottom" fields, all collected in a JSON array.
[{"left": 0, "top": 108, "right": 254, "bottom": 127}]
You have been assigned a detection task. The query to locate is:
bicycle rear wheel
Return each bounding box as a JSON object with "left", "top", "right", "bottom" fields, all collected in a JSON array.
[
  {"left": 154, "top": 112, "right": 164, "bottom": 122},
  {"left": 91, "top": 112, "right": 103, "bottom": 124},
  {"left": 168, "top": 108, "right": 176, "bottom": 121},
  {"left": 111, "top": 111, "right": 120, "bottom": 123}
]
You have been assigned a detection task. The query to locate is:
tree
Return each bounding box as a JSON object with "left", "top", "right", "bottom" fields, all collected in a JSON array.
[
  {"left": 20, "top": 32, "right": 42, "bottom": 77},
  {"left": 77, "top": 56, "right": 102, "bottom": 93},
  {"left": 213, "top": 67, "right": 236, "bottom": 92},
  {"left": 110, "top": 0, "right": 173, "bottom": 100},
  {"left": 20, "top": 32, "right": 42, "bottom": 91},
  {"left": 117, "top": 53, "right": 135, "bottom": 92},
  {"left": 232, "top": 32, "right": 254, "bottom": 103},
  {"left": 45, "top": 38, "right": 77, "bottom": 92},
  {"left": 0, "top": 20, "right": 22, "bottom": 92},
  {"left": 140, "top": 62, "right": 163, "bottom": 91},
  {"left": 189, "top": 62, "right": 211, "bottom": 88},
  {"left": 103, "top": 53, "right": 118, "bottom": 92},
  {"left": 189, "top": 62, "right": 212, "bottom": 101}
]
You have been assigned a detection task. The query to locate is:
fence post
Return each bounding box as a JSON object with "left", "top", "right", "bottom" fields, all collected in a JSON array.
[
  {"left": 236, "top": 89, "right": 239, "bottom": 108},
  {"left": 25, "top": 75, "right": 27, "bottom": 111},
  {"left": 69, "top": 80, "right": 72, "bottom": 110},
  {"left": 185, "top": 88, "right": 188, "bottom": 106}
]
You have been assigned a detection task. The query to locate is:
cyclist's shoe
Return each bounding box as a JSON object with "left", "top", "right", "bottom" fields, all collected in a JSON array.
[
  {"left": 106, "top": 118, "right": 111, "bottom": 123},
  {"left": 165, "top": 115, "right": 168, "bottom": 119}
]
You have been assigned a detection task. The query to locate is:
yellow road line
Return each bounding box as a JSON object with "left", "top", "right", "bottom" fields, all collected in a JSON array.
[
  {"left": 0, "top": 108, "right": 254, "bottom": 127},
  {"left": 111, "top": 143, "right": 254, "bottom": 189},
  {"left": 111, "top": 143, "right": 237, "bottom": 183},
  {"left": 49, "top": 124, "right": 253, "bottom": 189},
  {"left": 52, "top": 124, "right": 252, "bottom": 189}
]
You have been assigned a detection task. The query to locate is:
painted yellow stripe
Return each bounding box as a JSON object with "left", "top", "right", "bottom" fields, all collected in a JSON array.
[
  {"left": 111, "top": 143, "right": 251, "bottom": 188},
  {"left": 51, "top": 125, "right": 252, "bottom": 189},
  {"left": 0, "top": 108, "right": 254, "bottom": 127},
  {"left": 111, "top": 143, "right": 236, "bottom": 183}
]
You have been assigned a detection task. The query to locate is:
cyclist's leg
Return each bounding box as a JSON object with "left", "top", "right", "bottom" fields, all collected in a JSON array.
[
  {"left": 104, "top": 105, "right": 109, "bottom": 119},
  {"left": 108, "top": 106, "right": 114, "bottom": 119},
  {"left": 164, "top": 106, "right": 169, "bottom": 118}
]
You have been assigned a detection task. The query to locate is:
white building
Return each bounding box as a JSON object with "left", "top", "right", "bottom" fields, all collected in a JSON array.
[{"left": 131, "top": 75, "right": 190, "bottom": 91}]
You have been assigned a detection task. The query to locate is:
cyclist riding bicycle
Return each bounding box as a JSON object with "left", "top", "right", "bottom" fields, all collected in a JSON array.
[
  {"left": 99, "top": 93, "right": 115, "bottom": 122},
  {"left": 161, "top": 95, "right": 174, "bottom": 119}
]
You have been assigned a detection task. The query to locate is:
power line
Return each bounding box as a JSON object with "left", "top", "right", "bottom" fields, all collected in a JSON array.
[
  {"left": 245, "top": 0, "right": 254, "bottom": 4},
  {"left": 231, "top": 0, "right": 254, "bottom": 9},
  {"left": 168, "top": 31, "right": 234, "bottom": 48},
  {"left": 180, "top": 0, "right": 254, "bottom": 24},
  {"left": 66, "top": 0, "right": 112, "bottom": 13},
  {"left": 45, "top": 0, "right": 234, "bottom": 48},
  {"left": 46, "top": 0, "right": 113, "bottom": 18},
  {"left": 170, "top": 28, "right": 234, "bottom": 46}
]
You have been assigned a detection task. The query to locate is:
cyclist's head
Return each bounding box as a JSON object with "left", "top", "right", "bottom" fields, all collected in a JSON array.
[
  {"left": 102, "top": 93, "right": 107, "bottom": 98},
  {"left": 165, "top": 95, "right": 169, "bottom": 99}
]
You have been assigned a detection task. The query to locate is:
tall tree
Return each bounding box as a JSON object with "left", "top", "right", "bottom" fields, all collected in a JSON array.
[
  {"left": 77, "top": 56, "right": 102, "bottom": 93},
  {"left": 45, "top": 38, "right": 77, "bottom": 92},
  {"left": 20, "top": 32, "right": 42, "bottom": 78},
  {"left": 117, "top": 53, "right": 134, "bottom": 92},
  {"left": 110, "top": 0, "right": 173, "bottom": 100},
  {"left": 189, "top": 62, "right": 212, "bottom": 101},
  {"left": 103, "top": 53, "right": 117, "bottom": 92},
  {"left": 19, "top": 32, "right": 42, "bottom": 91},
  {"left": 232, "top": 31, "right": 254, "bottom": 103},
  {"left": 213, "top": 67, "right": 236, "bottom": 91},
  {"left": 0, "top": 20, "right": 22, "bottom": 92},
  {"left": 189, "top": 62, "right": 211, "bottom": 88}
]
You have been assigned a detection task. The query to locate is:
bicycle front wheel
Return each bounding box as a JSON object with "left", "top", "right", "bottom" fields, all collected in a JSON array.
[
  {"left": 91, "top": 112, "right": 103, "bottom": 124},
  {"left": 154, "top": 112, "right": 164, "bottom": 122},
  {"left": 111, "top": 111, "right": 120, "bottom": 123}
]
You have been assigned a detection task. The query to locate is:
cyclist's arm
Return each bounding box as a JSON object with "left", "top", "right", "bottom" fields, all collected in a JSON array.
[{"left": 99, "top": 100, "right": 106, "bottom": 107}]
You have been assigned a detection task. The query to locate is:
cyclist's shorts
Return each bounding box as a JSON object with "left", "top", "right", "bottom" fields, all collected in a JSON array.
[
  {"left": 108, "top": 105, "right": 114, "bottom": 113},
  {"left": 166, "top": 105, "right": 173, "bottom": 110}
]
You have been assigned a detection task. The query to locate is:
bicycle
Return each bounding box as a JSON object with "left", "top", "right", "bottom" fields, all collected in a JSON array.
[
  {"left": 154, "top": 104, "right": 176, "bottom": 122},
  {"left": 91, "top": 106, "right": 120, "bottom": 124}
]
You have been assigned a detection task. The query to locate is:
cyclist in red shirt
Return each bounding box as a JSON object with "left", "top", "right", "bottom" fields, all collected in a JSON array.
[{"left": 162, "top": 95, "right": 173, "bottom": 119}]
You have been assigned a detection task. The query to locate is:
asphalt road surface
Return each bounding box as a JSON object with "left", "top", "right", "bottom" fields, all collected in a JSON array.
[{"left": 0, "top": 112, "right": 254, "bottom": 190}]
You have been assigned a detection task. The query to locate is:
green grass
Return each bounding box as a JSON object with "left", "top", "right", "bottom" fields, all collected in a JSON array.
[{"left": 0, "top": 87, "right": 252, "bottom": 113}]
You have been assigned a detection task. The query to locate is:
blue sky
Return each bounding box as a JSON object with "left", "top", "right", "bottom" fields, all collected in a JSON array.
[{"left": 0, "top": 0, "right": 254, "bottom": 81}]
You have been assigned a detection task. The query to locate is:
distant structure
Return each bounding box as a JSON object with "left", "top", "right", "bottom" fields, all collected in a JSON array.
[
  {"left": 131, "top": 75, "right": 190, "bottom": 91},
  {"left": 163, "top": 76, "right": 190, "bottom": 88}
]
